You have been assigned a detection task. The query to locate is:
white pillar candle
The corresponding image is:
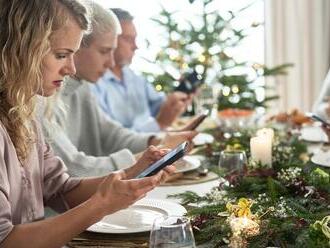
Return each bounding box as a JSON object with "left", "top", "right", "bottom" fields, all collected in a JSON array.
[
  {"left": 250, "top": 135, "right": 272, "bottom": 167},
  {"left": 256, "top": 128, "right": 274, "bottom": 141}
]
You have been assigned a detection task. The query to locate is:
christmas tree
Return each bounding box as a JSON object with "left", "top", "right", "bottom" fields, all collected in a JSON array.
[{"left": 143, "top": 0, "right": 292, "bottom": 111}]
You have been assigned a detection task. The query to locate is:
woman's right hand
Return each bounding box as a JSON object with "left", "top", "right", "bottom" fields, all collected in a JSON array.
[{"left": 92, "top": 170, "right": 162, "bottom": 215}]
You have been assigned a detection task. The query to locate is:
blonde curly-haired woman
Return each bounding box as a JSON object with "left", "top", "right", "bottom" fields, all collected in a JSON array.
[{"left": 0, "top": 1, "right": 174, "bottom": 247}]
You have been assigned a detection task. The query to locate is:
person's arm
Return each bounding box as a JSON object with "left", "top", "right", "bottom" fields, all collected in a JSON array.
[
  {"left": 1, "top": 196, "right": 104, "bottom": 248},
  {"left": 156, "top": 92, "right": 189, "bottom": 129},
  {"left": 74, "top": 84, "right": 152, "bottom": 154},
  {"left": 1, "top": 147, "right": 173, "bottom": 248},
  {"left": 96, "top": 102, "right": 153, "bottom": 153},
  {"left": 132, "top": 117, "right": 162, "bottom": 133},
  {"left": 313, "top": 69, "right": 330, "bottom": 119},
  {"left": 0, "top": 128, "right": 103, "bottom": 248},
  {"left": 45, "top": 124, "right": 136, "bottom": 177},
  {"left": 1, "top": 171, "right": 162, "bottom": 248},
  {"left": 148, "top": 131, "right": 198, "bottom": 149},
  {"left": 144, "top": 76, "right": 166, "bottom": 117},
  {"left": 63, "top": 146, "right": 174, "bottom": 207}
]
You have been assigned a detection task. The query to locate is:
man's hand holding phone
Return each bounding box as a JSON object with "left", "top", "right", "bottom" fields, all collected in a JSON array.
[
  {"left": 156, "top": 92, "right": 190, "bottom": 130},
  {"left": 180, "top": 110, "right": 209, "bottom": 131}
]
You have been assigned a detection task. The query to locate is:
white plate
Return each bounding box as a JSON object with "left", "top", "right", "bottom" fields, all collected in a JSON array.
[
  {"left": 300, "top": 126, "right": 328, "bottom": 143},
  {"left": 87, "top": 198, "right": 187, "bottom": 234},
  {"left": 311, "top": 150, "right": 330, "bottom": 167},
  {"left": 193, "top": 133, "right": 214, "bottom": 145},
  {"left": 174, "top": 155, "right": 201, "bottom": 173}
]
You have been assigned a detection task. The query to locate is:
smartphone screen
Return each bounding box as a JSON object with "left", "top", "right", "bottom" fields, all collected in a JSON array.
[{"left": 135, "top": 142, "right": 189, "bottom": 179}]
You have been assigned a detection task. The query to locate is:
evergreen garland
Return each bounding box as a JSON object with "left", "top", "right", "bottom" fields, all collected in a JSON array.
[{"left": 170, "top": 127, "right": 330, "bottom": 247}]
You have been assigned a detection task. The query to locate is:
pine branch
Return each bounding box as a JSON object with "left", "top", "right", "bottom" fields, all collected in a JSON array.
[{"left": 168, "top": 191, "right": 204, "bottom": 205}]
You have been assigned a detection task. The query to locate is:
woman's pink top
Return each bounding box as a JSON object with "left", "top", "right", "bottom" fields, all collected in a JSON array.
[{"left": 0, "top": 121, "right": 81, "bottom": 243}]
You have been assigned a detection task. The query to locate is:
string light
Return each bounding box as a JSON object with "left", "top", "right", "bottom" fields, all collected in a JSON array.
[
  {"left": 232, "top": 85, "right": 239, "bottom": 94},
  {"left": 198, "top": 54, "right": 206, "bottom": 63},
  {"left": 169, "top": 54, "right": 178, "bottom": 60},
  {"left": 181, "top": 63, "right": 189, "bottom": 70},
  {"left": 155, "top": 84, "right": 163, "bottom": 91},
  {"left": 222, "top": 86, "right": 231, "bottom": 96},
  {"left": 195, "top": 65, "right": 204, "bottom": 74}
]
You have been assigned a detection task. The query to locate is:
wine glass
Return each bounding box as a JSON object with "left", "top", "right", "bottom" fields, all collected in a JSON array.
[
  {"left": 149, "top": 216, "right": 196, "bottom": 248},
  {"left": 194, "top": 84, "right": 217, "bottom": 115},
  {"left": 218, "top": 150, "right": 247, "bottom": 174}
]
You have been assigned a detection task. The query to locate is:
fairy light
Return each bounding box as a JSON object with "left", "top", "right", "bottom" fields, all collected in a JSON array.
[
  {"left": 181, "top": 63, "right": 189, "bottom": 70},
  {"left": 169, "top": 54, "right": 177, "bottom": 60},
  {"left": 198, "top": 54, "right": 206, "bottom": 63},
  {"left": 195, "top": 65, "right": 204, "bottom": 74},
  {"left": 232, "top": 85, "right": 239, "bottom": 94},
  {"left": 155, "top": 84, "right": 163, "bottom": 91},
  {"left": 222, "top": 86, "right": 231, "bottom": 96}
]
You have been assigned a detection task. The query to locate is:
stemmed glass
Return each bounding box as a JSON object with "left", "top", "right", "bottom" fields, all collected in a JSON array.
[
  {"left": 194, "top": 84, "right": 218, "bottom": 115},
  {"left": 218, "top": 150, "right": 247, "bottom": 174},
  {"left": 149, "top": 216, "right": 196, "bottom": 248}
]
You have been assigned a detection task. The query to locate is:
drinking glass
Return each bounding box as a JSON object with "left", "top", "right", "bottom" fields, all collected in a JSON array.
[
  {"left": 218, "top": 150, "right": 247, "bottom": 174},
  {"left": 194, "top": 84, "right": 217, "bottom": 115},
  {"left": 149, "top": 216, "right": 196, "bottom": 248}
]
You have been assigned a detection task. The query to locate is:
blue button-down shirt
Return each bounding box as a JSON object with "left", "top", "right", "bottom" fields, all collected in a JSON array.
[{"left": 90, "top": 66, "right": 166, "bottom": 132}]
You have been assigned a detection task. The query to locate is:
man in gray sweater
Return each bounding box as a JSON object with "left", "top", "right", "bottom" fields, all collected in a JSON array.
[{"left": 43, "top": 3, "right": 196, "bottom": 177}]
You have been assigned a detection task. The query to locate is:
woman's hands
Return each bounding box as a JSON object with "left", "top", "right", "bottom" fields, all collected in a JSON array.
[
  {"left": 126, "top": 146, "right": 176, "bottom": 179},
  {"left": 92, "top": 146, "right": 176, "bottom": 216}
]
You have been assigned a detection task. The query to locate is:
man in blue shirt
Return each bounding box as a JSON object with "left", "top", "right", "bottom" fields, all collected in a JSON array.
[{"left": 91, "top": 8, "right": 190, "bottom": 132}]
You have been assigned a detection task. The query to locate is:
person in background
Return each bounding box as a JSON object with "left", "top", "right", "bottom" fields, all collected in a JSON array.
[
  {"left": 312, "top": 69, "right": 330, "bottom": 119},
  {"left": 0, "top": 1, "right": 174, "bottom": 247},
  {"left": 90, "top": 8, "right": 191, "bottom": 133},
  {"left": 42, "top": 3, "right": 197, "bottom": 177}
]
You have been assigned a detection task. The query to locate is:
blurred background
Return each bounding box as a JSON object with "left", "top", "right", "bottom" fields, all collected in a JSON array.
[{"left": 94, "top": 0, "right": 330, "bottom": 113}]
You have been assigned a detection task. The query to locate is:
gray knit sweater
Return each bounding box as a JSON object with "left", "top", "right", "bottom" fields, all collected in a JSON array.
[{"left": 42, "top": 77, "right": 153, "bottom": 177}]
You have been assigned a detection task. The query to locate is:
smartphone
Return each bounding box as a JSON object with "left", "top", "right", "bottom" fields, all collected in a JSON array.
[
  {"left": 306, "top": 112, "right": 330, "bottom": 127},
  {"left": 135, "top": 141, "right": 189, "bottom": 179},
  {"left": 188, "top": 110, "right": 209, "bottom": 130}
]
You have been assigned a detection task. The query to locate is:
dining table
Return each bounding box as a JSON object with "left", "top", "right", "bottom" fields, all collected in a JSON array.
[
  {"left": 67, "top": 160, "right": 220, "bottom": 248},
  {"left": 67, "top": 115, "right": 330, "bottom": 248}
]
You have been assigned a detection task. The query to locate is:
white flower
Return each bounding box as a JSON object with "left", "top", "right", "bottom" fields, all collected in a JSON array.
[
  {"left": 277, "top": 167, "right": 302, "bottom": 185},
  {"left": 207, "top": 188, "right": 234, "bottom": 204}
]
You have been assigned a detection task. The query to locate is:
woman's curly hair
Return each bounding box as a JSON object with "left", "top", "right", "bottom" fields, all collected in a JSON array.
[{"left": 0, "top": 0, "right": 90, "bottom": 163}]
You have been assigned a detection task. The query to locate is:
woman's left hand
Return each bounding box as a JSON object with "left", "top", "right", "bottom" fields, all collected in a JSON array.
[{"left": 124, "top": 146, "right": 176, "bottom": 181}]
